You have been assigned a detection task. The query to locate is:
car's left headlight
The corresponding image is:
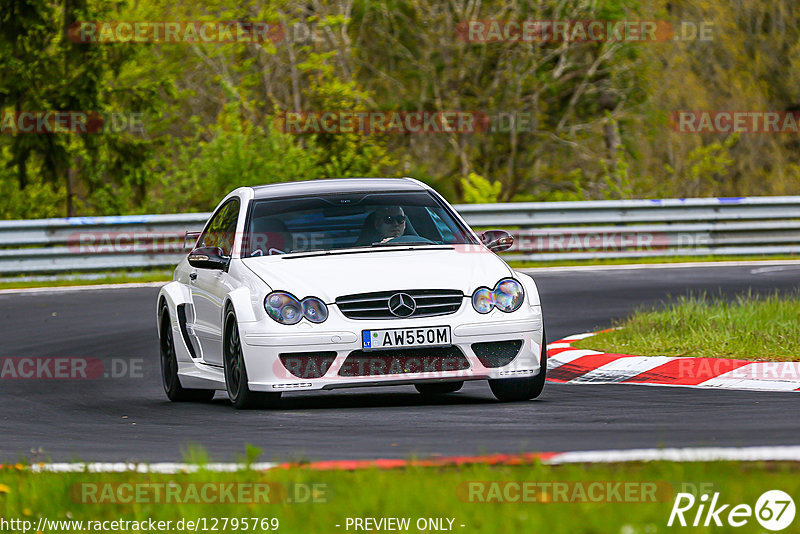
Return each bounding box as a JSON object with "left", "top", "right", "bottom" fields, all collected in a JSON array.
[
  {"left": 472, "top": 278, "right": 524, "bottom": 314},
  {"left": 265, "top": 292, "right": 328, "bottom": 324}
]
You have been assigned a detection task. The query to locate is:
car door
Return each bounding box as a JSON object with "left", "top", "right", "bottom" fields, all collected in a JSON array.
[{"left": 189, "top": 198, "right": 240, "bottom": 366}]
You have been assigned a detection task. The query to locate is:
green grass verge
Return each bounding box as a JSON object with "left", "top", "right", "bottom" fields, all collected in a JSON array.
[
  {"left": 509, "top": 254, "right": 800, "bottom": 269},
  {"left": 1, "top": 461, "right": 798, "bottom": 533},
  {"left": 0, "top": 271, "right": 171, "bottom": 290},
  {"left": 573, "top": 293, "right": 800, "bottom": 361}
]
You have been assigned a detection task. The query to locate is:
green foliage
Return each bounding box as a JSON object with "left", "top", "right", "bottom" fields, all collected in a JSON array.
[
  {"left": 294, "top": 18, "right": 396, "bottom": 179},
  {"left": 665, "top": 135, "right": 739, "bottom": 197},
  {"left": 460, "top": 173, "right": 501, "bottom": 204},
  {"left": 0, "top": 0, "right": 167, "bottom": 217},
  {"left": 600, "top": 154, "right": 634, "bottom": 200},
  {"left": 148, "top": 105, "right": 322, "bottom": 212},
  {"left": 529, "top": 169, "right": 587, "bottom": 202},
  {"left": 0, "top": 175, "right": 64, "bottom": 220}
]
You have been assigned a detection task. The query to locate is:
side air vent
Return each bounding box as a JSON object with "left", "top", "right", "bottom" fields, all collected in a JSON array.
[
  {"left": 177, "top": 304, "right": 199, "bottom": 359},
  {"left": 472, "top": 340, "right": 523, "bottom": 368}
]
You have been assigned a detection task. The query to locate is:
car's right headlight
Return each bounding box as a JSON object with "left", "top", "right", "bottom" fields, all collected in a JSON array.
[
  {"left": 472, "top": 278, "right": 525, "bottom": 314},
  {"left": 265, "top": 292, "right": 329, "bottom": 324},
  {"left": 493, "top": 278, "right": 524, "bottom": 312}
]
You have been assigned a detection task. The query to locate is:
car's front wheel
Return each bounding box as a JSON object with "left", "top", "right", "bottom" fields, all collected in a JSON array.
[
  {"left": 488, "top": 329, "right": 547, "bottom": 402},
  {"left": 224, "top": 309, "right": 281, "bottom": 409},
  {"left": 159, "top": 306, "right": 215, "bottom": 403},
  {"left": 415, "top": 381, "right": 463, "bottom": 395}
]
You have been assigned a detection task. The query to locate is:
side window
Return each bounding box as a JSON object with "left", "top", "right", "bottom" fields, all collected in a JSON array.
[{"left": 199, "top": 199, "right": 240, "bottom": 256}]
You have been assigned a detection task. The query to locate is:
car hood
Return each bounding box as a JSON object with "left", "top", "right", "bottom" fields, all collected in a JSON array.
[{"left": 241, "top": 246, "right": 513, "bottom": 302}]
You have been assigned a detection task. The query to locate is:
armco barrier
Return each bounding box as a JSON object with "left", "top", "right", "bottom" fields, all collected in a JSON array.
[{"left": 0, "top": 196, "right": 797, "bottom": 274}]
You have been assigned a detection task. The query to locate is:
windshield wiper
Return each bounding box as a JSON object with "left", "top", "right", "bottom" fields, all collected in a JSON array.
[
  {"left": 280, "top": 246, "right": 449, "bottom": 259},
  {"left": 267, "top": 242, "right": 450, "bottom": 259},
  {"left": 370, "top": 240, "right": 439, "bottom": 247}
]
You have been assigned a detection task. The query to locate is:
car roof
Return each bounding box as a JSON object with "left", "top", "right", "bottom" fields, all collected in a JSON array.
[{"left": 250, "top": 178, "right": 427, "bottom": 200}]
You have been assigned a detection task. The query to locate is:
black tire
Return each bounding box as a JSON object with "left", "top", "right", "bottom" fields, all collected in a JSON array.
[
  {"left": 223, "top": 308, "right": 281, "bottom": 409},
  {"left": 489, "top": 328, "right": 547, "bottom": 402},
  {"left": 159, "top": 306, "right": 215, "bottom": 402},
  {"left": 415, "top": 381, "right": 464, "bottom": 395}
]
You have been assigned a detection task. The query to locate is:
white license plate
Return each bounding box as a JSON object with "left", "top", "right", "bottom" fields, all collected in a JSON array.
[{"left": 362, "top": 326, "right": 451, "bottom": 350}]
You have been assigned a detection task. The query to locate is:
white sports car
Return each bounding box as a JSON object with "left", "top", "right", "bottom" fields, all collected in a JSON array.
[{"left": 157, "top": 178, "right": 546, "bottom": 408}]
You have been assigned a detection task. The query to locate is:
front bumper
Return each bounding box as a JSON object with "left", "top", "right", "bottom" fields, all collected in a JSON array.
[{"left": 238, "top": 305, "right": 544, "bottom": 392}]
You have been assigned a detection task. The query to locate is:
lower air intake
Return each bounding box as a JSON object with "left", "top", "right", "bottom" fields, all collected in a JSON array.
[
  {"left": 279, "top": 352, "right": 337, "bottom": 379},
  {"left": 338, "top": 346, "right": 469, "bottom": 377}
]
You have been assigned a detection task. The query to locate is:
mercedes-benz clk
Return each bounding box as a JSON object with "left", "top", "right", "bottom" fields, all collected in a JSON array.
[{"left": 157, "top": 178, "right": 546, "bottom": 408}]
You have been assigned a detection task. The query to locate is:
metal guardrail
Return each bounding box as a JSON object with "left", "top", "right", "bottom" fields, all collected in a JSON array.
[{"left": 0, "top": 196, "right": 798, "bottom": 274}]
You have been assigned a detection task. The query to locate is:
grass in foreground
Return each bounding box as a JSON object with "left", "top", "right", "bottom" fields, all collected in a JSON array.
[
  {"left": 573, "top": 293, "right": 800, "bottom": 361},
  {"left": 1, "top": 460, "right": 798, "bottom": 534}
]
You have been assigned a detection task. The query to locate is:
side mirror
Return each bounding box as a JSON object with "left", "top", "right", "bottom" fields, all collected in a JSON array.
[
  {"left": 184, "top": 230, "right": 201, "bottom": 249},
  {"left": 188, "top": 246, "right": 229, "bottom": 270},
  {"left": 480, "top": 230, "right": 514, "bottom": 253}
]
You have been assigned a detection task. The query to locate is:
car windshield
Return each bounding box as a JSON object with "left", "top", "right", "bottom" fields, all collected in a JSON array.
[{"left": 244, "top": 191, "right": 477, "bottom": 256}]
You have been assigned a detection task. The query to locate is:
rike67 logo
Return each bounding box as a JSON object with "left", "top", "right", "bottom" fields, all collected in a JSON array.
[{"left": 668, "top": 490, "right": 795, "bottom": 531}]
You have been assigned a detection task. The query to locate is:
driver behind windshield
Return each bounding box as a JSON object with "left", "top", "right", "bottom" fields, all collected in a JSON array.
[{"left": 374, "top": 206, "right": 407, "bottom": 242}]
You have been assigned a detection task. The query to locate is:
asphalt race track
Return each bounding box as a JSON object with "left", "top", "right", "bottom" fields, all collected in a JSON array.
[{"left": 1, "top": 263, "right": 798, "bottom": 463}]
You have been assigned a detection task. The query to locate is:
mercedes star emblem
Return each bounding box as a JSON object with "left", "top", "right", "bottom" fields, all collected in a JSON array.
[{"left": 388, "top": 293, "right": 416, "bottom": 317}]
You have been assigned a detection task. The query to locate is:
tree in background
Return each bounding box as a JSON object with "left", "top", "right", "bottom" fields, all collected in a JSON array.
[
  {"left": 0, "top": 0, "right": 165, "bottom": 217},
  {"left": 1, "top": 0, "right": 799, "bottom": 218},
  {"left": 136, "top": 0, "right": 394, "bottom": 212}
]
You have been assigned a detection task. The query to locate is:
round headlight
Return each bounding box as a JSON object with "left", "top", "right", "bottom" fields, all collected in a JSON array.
[
  {"left": 493, "top": 278, "right": 524, "bottom": 312},
  {"left": 301, "top": 297, "right": 329, "bottom": 323},
  {"left": 282, "top": 304, "right": 301, "bottom": 323},
  {"left": 264, "top": 292, "right": 303, "bottom": 325},
  {"left": 472, "top": 287, "right": 494, "bottom": 314}
]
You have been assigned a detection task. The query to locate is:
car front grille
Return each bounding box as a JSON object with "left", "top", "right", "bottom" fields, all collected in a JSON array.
[
  {"left": 336, "top": 289, "right": 463, "bottom": 320},
  {"left": 338, "top": 346, "right": 470, "bottom": 377}
]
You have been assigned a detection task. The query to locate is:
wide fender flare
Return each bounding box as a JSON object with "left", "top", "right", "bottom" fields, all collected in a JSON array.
[
  {"left": 515, "top": 271, "right": 542, "bottom": 308},
  {"left": 156, "top": 281, "right": 192, "bottom": 337},
  {"left": 224, "top": 286, "right": 259, "bottom": 324}
]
